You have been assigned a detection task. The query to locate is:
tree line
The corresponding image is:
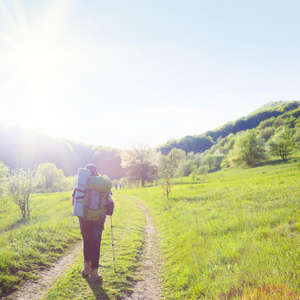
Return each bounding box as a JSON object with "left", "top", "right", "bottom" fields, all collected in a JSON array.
[
  {"left": 157, "top": 100, "right": 300, "bottom": 155},
  {"left": 0, "top": 125, "right": 125, "bottom": 178},
  {"left": 119, "top": 126, "right": 300, "bottom": 203},
  {"left": 1, "top": 100, "right": 300, "bottom": 220}
]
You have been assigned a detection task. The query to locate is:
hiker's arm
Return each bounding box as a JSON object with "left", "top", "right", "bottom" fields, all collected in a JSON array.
[{"left": 72, "top": 188, "right": 76, "bottom": 206}]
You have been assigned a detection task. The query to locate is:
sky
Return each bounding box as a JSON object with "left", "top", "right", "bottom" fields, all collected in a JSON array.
[{"left": 0, "top": 0, "right": 299, "bottom": 149}]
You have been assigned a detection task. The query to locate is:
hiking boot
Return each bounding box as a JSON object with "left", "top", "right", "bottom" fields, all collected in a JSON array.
[
  {"left": 81, "top": 260, "right": 91, "bottom": 277},
  {"left": 90, "top": 268, "right": 102, "bottom": 282}
]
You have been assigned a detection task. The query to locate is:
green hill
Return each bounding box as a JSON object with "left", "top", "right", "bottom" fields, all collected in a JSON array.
[
  {"left": 158, "top": 100, "right": 300, "bottom": 155},
  {"left": 0, "top": 125, "right": 125, "bottom": 178}
]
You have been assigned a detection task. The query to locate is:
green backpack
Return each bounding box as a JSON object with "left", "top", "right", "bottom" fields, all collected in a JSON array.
[{"left": 82, "top": 189, "right": 108, "bottom": 221}]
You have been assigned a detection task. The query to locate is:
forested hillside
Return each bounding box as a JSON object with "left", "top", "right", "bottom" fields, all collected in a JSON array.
[
  {"left": 1, "top": 100, "right": 299, "bottom": 178},
  {"left": 158, "top": 100, "right": 300, "bottom": 154},
  {"left": 0, "top": 125, "right": 125, "bottom": 178}
]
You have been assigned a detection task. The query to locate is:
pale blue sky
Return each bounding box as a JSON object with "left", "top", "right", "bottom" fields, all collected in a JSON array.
[{"left": 0, "top": 0, "right": 299, "bottom": 149}]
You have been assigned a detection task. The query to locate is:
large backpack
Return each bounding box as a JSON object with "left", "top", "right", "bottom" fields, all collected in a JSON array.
[
  {"left": 73, "top": 169, "right": 113, "bottom": 220},
  {"left": 82, "top": 176, "right": 113, "bottom": 221},
  {"left": 73, "top": 173, "right": 114, "bottom": 222},
  {"left": 82, "top": 189, "right": 108, "bottom": 221}
]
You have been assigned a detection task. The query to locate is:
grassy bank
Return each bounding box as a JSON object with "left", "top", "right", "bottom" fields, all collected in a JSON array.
[
  {"left": 120, "top": 161, "right": 300, "bottom": 299},
  {"left": 0, "top": 192, "right": 81, "bottom": 297},
  {"left": 0, "top": 192, "right": 145, "bottom": 299}
]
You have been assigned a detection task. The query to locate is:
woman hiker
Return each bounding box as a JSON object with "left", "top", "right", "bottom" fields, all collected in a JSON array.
[{"left": 72, "top": 164, "right": 112, "bottom": 282}]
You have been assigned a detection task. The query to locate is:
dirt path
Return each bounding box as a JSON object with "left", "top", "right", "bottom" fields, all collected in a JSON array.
[
  {"left": 6, "top": 242, "right": 82, "bottom": 300},
  {"left": 5, "top": 203, "right": 162, "bottom": 300},
  {"left": 125, "top": 203, "right": 163, "bottom": 300}
]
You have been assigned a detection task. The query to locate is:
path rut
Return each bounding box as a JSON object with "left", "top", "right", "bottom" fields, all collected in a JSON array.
[
  {"left": 5, "top": 242, "right": 82, "bottom": 300},
  {"left": 125, "top": 203, "right": 163, "bottom": 300}
]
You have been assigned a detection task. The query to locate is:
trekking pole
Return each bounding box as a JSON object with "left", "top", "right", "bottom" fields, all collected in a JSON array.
[{"left": 110, "top": 216, "right": 117, "bottom": 273}]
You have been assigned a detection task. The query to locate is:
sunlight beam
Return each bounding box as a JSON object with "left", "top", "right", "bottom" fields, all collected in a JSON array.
[{"left": 0, "top": 0, "right": 77, "bottom": 134}]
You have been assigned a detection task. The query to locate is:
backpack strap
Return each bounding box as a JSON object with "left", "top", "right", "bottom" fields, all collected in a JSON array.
[
  {"left": 74, "top": 182, "right": 87, "bottom": 200},
  {"left": 74, "top": 186, "right": 87, "bottom": 200}
]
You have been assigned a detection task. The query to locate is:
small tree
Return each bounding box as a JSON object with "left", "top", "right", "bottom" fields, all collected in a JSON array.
[
  {"left": 168, "top": 148, "right": 186, "bottom": 167},
  {"left": 177, "top": 160, "right": 196, "bottom": 177},
  {"left": 158, "top": 156, "right": 174, "bottom": 201},
  {"left": 203, "top": 154, "right": 215, "bottom": 169},
  {"left": 121, "top": 144, "right": 159, "bottom": 187},
  {"left": 35, "top": 163, "right": 65, "bottom": 192},
  {"left": 268, "top": 127, "right": 298, "bottom": 159},
  {"left": 7, "top": 168, "right": 36, "bottom": 219},
  {"left": 158, "top": 149, "right": 185, "bottom": 201},
  {"left": 259, "top": 127, "right": 275, "bottom": 141},
  {"left": 203, "top": 154, "right": 223, "bottom": 169},
  {"left": 229, "top": 129, "right": 267, "bottom": 166},
  {"left": 177, "top": 152, "right": 201, "bottom": 176},
  {"left": 196, "top": 165, "right": 208, "bottom": 182}
]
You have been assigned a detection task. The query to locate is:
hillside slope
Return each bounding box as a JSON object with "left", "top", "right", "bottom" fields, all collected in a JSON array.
[
  {"left": 1, "top": 100, "right": 299, "bottom": 175},
  {"left": 0, "top": 125, "right": 125, "bottom": 178},
  {"left": 158, "top": 100, "right": 300, "bottom": 154}
]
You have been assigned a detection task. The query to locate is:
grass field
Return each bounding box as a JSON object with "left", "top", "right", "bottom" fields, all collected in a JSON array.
[
  {"left": 0, "top": 192, "right": 81, "bottom": 296},
  {"left": 120, "top": 161, "right": 300, "bottom": 299},
  {"left": 1, "top": 161, "right": 299, "bottom": 299},
  {"left": 0, "top": 192, "right": 145, "bottom": 299}
]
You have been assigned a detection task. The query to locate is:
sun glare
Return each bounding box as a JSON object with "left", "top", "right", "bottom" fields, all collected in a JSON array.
[{"left": 0, "top": 0, "right": 76, "bottom": 134}]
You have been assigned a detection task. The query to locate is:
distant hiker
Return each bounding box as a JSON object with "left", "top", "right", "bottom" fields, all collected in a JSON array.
[
  {"left": 72, "top": 164, "right": 114, "bottom": 282},
  {"left": 115, "top": 184, "right": 118, "bottom": 190}
]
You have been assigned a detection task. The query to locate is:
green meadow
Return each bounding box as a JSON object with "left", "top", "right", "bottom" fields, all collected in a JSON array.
[
  {"left": 0, "top": 193, "right": 145, "bottom": 299},
  {"left": 0, "top": 193, "right": 80, "bottom": 295},
  {"left": 0, "top": 161, "right": 299, "bottom": 299},
  {"left": 120, "top": 161, "right": 300, "bottom": 299}
]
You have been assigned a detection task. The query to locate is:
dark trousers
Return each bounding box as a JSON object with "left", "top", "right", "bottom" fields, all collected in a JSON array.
[{"left": 79, "top": 218, "right": 105, "bottom": 269}]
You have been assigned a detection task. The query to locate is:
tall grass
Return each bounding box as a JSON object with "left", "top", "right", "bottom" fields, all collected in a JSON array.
[{"left": 120, "top": 162, "right": 300, "bottom": 299}]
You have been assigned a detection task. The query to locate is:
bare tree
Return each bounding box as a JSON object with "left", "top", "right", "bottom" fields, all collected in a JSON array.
[
  {"left": 121, "top": 144, "right": 160, "bottom": 187},
  {"left": 158, "top": 148, "right": 185, "bottom": 200},
  {"left": 7, "top": 168, "right": 36, "bottom": 219},
  {"left": 158, "top": 156, "right": 175, "bottom": 201}
]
